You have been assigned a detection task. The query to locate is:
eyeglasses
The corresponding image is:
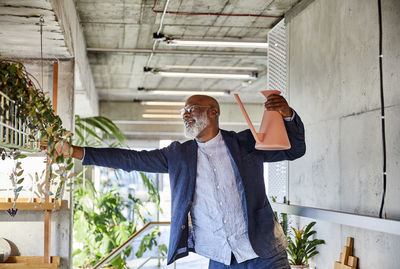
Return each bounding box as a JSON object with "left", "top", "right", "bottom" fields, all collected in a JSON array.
[{"left": 180, "top": 105, "right": 211, "bottom": 116}]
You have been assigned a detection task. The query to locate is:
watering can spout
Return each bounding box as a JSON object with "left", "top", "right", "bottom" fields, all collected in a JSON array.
[
  {"left": 233, "top": 94, "right": 263, "bottom": 144},
  {"left": 234, "top": 91, "right": 291, "bottom": 150}
]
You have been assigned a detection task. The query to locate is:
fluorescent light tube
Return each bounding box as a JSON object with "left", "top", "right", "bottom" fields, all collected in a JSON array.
[
  {"left": 140, "top": 101, "right": 185, "bottom": 106},
  {"left": 150, "top": 90, "right": 228, "bottom": 96},
  {"left": 142, "top": 114, "right": 182, "bottom": 119},
  {"left": 165, "top": 39, "right": 268, "bottom": 49},
  {"left": 145, "top": 109, "right": 180, "bottom": 113},
  {"left": 156, "top": 71, "right": 257, "bottom": 80},
  {"left": 164, "top": 65, "right": 258, "bottom": 71}
]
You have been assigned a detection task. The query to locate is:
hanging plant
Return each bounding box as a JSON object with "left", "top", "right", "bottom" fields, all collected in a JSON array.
[{"left": 0, "top": 60, "right": 74, "bottom": 214}]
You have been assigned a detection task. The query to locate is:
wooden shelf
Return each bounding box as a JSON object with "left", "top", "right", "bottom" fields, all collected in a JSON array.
[
  {"left": 0, "top": 198, "right": 61, "bottom": 211},
  {"left": 1, "top": 256, "right": 60, "bottom": 269}
]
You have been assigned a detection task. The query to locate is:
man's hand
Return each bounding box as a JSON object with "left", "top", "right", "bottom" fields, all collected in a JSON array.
[
  {"left": 264, "top": 94, "right": 293, "bottom": 118},
  {"left": 55, "top": 140, "right": 72, "bottom": 158},
  {"left": 54, "top": 140, "right": 84, "bottom": 160}
]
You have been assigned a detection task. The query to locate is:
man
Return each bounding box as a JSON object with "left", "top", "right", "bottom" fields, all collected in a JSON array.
[{"left": 60, "top": 94, "right": 305, "bottom": 268}]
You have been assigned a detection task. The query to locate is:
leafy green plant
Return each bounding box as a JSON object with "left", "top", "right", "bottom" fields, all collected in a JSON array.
[
  {"left": 0, "top": 60, "right": 74, "bottom": 211},
  {"left": 73, "top": 172, "right": 133, "bottom": 268},
  {"left": 73, "top": 170, "right": 167, "bottom": 268},
  {"left": 135, "top": 227, "right": 167, "bottom": 258},
  {"left": 287, "top": 221, "right": 325, "bottom": 265},
  {"left": 74, "top": 115, "right": 126, "bottom": 147},
  {"left": 72, "top": 116, "right": 167, "bottom": 268},
  {"left": 271, "top": 196, "right": 288, "bottom": 236}
]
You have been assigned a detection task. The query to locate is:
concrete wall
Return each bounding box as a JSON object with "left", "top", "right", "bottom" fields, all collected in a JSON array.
[{"left": 286, "top": 0, "right": 400, "bottom": 268}]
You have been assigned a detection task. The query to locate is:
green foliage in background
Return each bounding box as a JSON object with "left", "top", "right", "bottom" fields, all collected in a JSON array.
[
  {"left": 74, "top": 115, "right": 126, "bottom": 147},
  {"left": 73, "top": 172, "right": 134, "bottom": 268},
  {"left": 72, "top": 116, "right": 167, "bottom": 268},
  {"left": 135, "top": 227, "right": 167, "bottom": 258},
  {"left": 270, "top": 196, "right": 288, "bottom": 237},
  {"left": 287, "top": 221, "right": 325, "bottom": 265}
]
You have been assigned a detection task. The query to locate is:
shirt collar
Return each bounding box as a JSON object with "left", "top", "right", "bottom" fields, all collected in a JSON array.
[{"left": 196, "top": 130, "right": 222, "bottom": 148}]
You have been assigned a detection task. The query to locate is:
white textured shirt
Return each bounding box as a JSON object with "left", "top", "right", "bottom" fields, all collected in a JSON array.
[{"left": 190, "top": 131, "right": 258, "bottom": 265}]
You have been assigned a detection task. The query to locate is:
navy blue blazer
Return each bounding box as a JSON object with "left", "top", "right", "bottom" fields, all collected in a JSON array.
[{"left": 83, "top": 113, "right": 305, "bottom": 264}]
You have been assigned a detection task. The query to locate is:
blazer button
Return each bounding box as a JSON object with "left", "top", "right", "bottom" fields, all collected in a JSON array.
[
  {"left": 181, "top": 225, "right": 186, "bottom": 230},
  {"left": 188, "top": 201, "right": 193, "bottom": 206}
]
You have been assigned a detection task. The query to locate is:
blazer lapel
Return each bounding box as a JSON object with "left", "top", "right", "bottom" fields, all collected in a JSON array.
[
  {"left": 186, "top": 140, "right": 198, "bottom": 197},
  {"left": 221, "top": 129, "right": 241, "bottom": 171}
]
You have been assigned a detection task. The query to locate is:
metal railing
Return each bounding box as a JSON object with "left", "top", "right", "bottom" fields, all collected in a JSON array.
[
  {"left": 0, "top": 91, "right": 40, "bottom": 151},
  {"left": 136, "top": 256, "right": 169, "bottom": 269},
  {"left": 271, "top": 202, "right": 400, "bottom": 236},
  {"left": 93, "top": 221, "right": 171, "bottom": 269}
]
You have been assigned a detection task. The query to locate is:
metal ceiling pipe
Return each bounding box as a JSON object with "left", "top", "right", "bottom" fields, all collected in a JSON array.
[
  {"left": 145, "top": 0, "right": 171, "bottom": 68},
  {"left": 86, "top": 48, "right": 267, "bottom": 57}
]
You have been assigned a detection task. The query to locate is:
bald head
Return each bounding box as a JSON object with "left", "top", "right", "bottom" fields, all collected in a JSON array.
[
  {"left": 183, "top": 95, "right": 220, "bottom": 142},
  {"left": 185, "top": 95, "right": 220, "bottom": 115}
]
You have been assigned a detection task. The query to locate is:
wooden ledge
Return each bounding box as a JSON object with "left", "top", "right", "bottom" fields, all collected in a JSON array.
[
  {"left": 0, "top": 198, "right": 61, "bottom": 211},
  {"left": 2, "top": 256, "right": 60, "bottom": 268}
]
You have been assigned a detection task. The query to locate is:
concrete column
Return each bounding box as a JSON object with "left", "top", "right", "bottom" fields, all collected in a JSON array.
[{"left": 51, "top": 0, "right": 99, "bottom": 117}]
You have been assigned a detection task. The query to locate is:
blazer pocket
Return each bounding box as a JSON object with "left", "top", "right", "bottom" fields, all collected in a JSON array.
[{"left": 254, "top": 206, "right": 275, "bottom": 233}]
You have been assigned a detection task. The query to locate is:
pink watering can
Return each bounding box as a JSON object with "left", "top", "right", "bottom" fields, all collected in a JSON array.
[{"left": 234, "top": 90, "right": 291, "bottom": 150}]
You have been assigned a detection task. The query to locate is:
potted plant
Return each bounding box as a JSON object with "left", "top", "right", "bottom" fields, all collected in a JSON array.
[
  {"left": 287, "top": 221, "right": 325, "bottom": 269},
  {"left": 1, "top": 59, "right": 74, "bottom": 215}
]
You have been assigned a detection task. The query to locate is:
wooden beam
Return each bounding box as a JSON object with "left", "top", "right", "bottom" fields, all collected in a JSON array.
[
  {"left": 0, "top": 198, "right": 61, "bottom": 210},
  {"left": 52, "top": 61, "right": 58, "bottom": 115},
  {"left": 44, "top": 60, "right": 59, "bottom": 264},
  {"left": 5, "top": 256, "right": 60, "bottom": 268}
]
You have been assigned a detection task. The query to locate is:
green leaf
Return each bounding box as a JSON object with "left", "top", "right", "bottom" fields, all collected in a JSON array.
[
  {"left": 56, "top": 154, "right": 64, "bottom": 163},
  {"left": 17, "top": 178, "right": 24, "bottom": 184},
  {"left": 75, "top": 115, "right": 126, "bottom": 146},
  {"left": 75, "top": 122, "right": 103, "bottom": 143},
  {"left": 66, "top": 162, "right": 74, "bottom": 171},
  {"left": 14, "top": 154, "right": 27, "bottom": 159},
  {"left": 15, "top": 186, "right": 23, "bottom": 192},
  {"left": 158, "top": 244, "right": 168, "bottom": 256},
  {"left": 73, "top": 127, "right": 85, "bottom": 146},
  {"left": 304, "top": 221, "right": 316, "bottom": 235},
  {"left": 93, "top": 116, "right": 126, "bottom": 144}
]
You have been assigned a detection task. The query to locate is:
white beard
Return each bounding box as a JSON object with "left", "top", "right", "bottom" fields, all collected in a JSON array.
[{"left": 184, "top": 112, "right": 209, "bottom": 139}]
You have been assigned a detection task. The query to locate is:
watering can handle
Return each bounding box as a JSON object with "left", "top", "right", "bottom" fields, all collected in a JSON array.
[{"left": 234, "top": 94, "right": 262, "bottom": 144}]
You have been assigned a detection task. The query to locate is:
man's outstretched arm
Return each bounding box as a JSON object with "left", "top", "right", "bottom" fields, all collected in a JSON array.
[
  {"left": 71, "top": 145, "right": 84, "bottom": 160},
  {"left": 55, "top": 142, "right": 169, "bottom": 173}
]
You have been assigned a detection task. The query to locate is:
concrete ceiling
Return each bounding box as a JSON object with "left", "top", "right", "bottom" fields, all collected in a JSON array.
[
  {"left": 76, "top": 0, "right": 302, "bottom": 104},
  {"left": 0, "top": 0, "right": 70, "bottom": 59},
  {"left": 0, "top": 0, "right": 304, "bottom": 140}
]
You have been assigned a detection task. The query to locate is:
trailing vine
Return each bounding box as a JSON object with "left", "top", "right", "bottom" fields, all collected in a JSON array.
[{"left": 0, "top": 60, "right": 74, "bottom": 213}]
